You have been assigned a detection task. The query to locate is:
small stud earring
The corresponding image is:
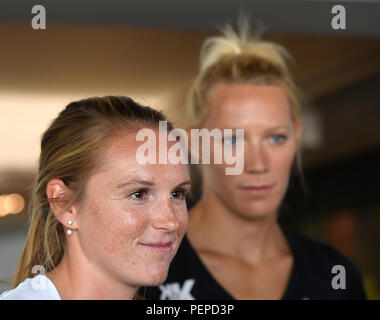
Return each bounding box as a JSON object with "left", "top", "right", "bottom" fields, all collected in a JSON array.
[{"left": 67, "top": 220, "right": 73, "bottom": 235}]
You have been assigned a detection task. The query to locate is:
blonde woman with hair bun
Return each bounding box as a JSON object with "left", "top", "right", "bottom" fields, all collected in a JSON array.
[
  {"left": 145, "top": 21, "right": 366, "bottom": 300},
  {"left": 0, "top": 96, "right": 191, "bottom": 300}
]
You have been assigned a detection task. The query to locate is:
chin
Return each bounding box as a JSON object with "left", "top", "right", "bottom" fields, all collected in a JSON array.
[
  {"left": 236, "top": 202, "right": 279, "bottom": 220},
  {"left": 141, "top": 265, "right": 170, "bottom": 286}
]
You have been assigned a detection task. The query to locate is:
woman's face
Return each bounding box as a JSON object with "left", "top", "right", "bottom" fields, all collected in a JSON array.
[
  {"left": 75, "top": 130, "right": 190, "bottom": 288},
  {"left": 202, "top": 83, "right": 302, "bottom": 219}
]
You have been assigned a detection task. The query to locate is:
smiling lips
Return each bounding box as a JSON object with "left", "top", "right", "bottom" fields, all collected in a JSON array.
[
  {"left": 239, "top": 184, "right": 274, "bottom": 196},
  {"left": 139, "top": 241, "right": 174, "bottom": 252}
]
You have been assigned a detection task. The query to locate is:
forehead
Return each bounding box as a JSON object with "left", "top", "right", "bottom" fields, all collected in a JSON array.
[
  {"left": 206, "top": 83, "right": 292, "bottom": 128},
  {"left": 99, "top": 130, "right": 189, "bottom": 182}
]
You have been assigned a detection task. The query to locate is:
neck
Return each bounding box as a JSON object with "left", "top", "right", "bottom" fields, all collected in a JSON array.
[
  {"left": 47, "top": 244, "right": 138, "bottom": 300},
  {"left": 187, "top": 189, "right": 289, "bottom": 264}
]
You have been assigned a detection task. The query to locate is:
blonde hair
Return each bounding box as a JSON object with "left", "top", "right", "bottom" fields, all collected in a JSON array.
[
  {"left": 12, "top": 96, "right": 173, "bottom": 288},
  {"left": 187, "top": 20, "right": 303, "bottom": 126}
]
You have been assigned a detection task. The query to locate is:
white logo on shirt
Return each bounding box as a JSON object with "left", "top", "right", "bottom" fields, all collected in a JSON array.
[{"left": 159, "top": 279, "right": 195, "bottom": 300}]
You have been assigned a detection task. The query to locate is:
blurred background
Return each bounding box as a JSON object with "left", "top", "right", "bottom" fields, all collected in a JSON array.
[{"left": 0, "top": 0, "right": 379, "bottom": 298}]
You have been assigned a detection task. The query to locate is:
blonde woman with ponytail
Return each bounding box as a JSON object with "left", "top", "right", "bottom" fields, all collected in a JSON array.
[
  {"left": 145, "top": 21, "right": 367, "bottom": 300},
  {"left": 0, "top": 96, "right": 191, "bottom": 299}
]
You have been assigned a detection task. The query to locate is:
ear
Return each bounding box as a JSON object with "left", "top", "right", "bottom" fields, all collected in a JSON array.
[
  {"left": 186, "top": 126, "right": 202, "bottom": 163},
  {"left": 46, "top": 179, "right": 79, "bottom": 232},
  {"left": 293, "top": 117, "right": 303, "bottom": 149}
]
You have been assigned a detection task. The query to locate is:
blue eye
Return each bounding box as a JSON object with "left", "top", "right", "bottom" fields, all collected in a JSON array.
[
  {"left": 223, "top": 136, "right": 237, "bottom": 145},
  {"left": 270, "top": 134, "right": 286, "bottom": 144}
]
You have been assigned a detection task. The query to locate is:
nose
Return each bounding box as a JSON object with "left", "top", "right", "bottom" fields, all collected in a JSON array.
[
  {"left": 152, "top": 198, "right": 180, "bottom": 232},
  {"left": 244, "top": 140, "right": 269, "bottom": 174}
]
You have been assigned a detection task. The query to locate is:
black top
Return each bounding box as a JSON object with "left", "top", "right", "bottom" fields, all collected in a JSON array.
[{"left": 143, "top": 225, "right": 367, "bottom": 300}]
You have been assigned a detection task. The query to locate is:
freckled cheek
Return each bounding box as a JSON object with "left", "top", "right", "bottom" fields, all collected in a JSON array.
[
  {"left": 177, "top": 209, "right": 189, "bottom": 235},
  {"left": 100, "top": 209, "right": 149, "bottom": 254},
  {"left": 170, "top": 209, "right": 188, "bottom": 255}
]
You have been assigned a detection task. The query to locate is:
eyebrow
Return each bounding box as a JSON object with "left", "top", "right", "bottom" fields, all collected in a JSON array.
[
  {"left": 116, "top": 179, "right": 191, "bottom": 189},
  {"left": 175, "top": 180, "right": 192, "bottom": 188},
  {"left": 116, "top": 179, "right": 155, "bottom": 189},
  {"left": 218, "top": 125, "right": 290, "bottom": 131},
  {"left": 217, "top": 127, "right": 244, "bottom": 131},
  {"left": 266, "top": 126, "right": 291, "bottom": 133}
]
